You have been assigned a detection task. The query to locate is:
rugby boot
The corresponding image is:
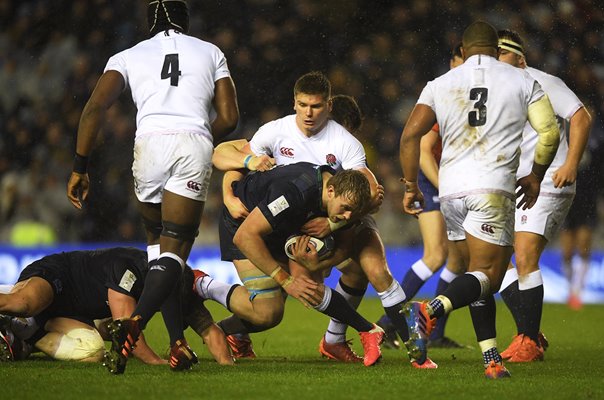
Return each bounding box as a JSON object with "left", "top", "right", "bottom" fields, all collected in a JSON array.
[
  {"left": 226, "top": 333, "right": 256, "bottom": 359},
  {"left": 169, "top": 339, "right": 199, "bottom": 371},
  {"left": 359, "top": 324, "right": 384, "bottom": 367},
  {"left": 103, "top": 316, "right": 141, "bottom": 374},
  {"left": 411, "top": 357, "right": 438, "bottom": 369},
  {"left": 403, "top": 301, "right": 435, "bottom": 365},
  {"left": 501, "top": 332, "right": 548, "bottom": 360},
  {"left": 484, "top": 360, "right": 511, "bottom": 379},
  {"left": 0, "top": 327, "right": 14, "bottom": 362},
  {"left": 319, "top": 336, "right": 363, "bottom": 363},
  {"left": 508, "top": 337, "right": 544, "bottom": 362}
]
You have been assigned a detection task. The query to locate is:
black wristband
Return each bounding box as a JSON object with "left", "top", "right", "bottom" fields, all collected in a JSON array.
[{"left": 73, "top": 153, "right": 89, "bottom": 174}]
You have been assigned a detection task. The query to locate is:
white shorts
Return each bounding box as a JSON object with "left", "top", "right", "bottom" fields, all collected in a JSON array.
[
  {"left": 515, "top": 193, "right": 574, "bottom": 241},
  {"left": 441, "top": 193, "right": 515, "bottom": 246},
  {"left": 132, "top": 132, "right": 213, "bottom": 203}
]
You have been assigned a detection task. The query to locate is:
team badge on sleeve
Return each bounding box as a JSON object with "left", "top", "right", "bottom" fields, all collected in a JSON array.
[
  {"left": 119, "top": 269, "right": 137, "bottom": 292},
  {"left": 326, "top": 154, "right": 337, "bottom": 167},
  {"left": 268, "top": 195, "right": 290, "bottom": 216}
]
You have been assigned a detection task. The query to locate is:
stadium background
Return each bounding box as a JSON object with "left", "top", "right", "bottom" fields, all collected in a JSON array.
[{"left": 0, "top": 1, "right": 603, "bottom": 301}]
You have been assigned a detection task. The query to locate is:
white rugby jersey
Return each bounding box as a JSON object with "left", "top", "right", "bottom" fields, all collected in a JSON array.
[
  {"left": 417, "top": 54, "right": 544, "bottom": 199},
  {"left": 105, "top": 30, "right": 231, "bottom": 141},
  {"left": 249, "top": 115, "right": 367, "bottom": 171},
  {"left": 516, "top": 66, "right": 583, "bottom": 195}
]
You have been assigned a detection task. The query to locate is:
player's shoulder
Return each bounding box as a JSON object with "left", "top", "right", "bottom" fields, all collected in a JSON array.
[
  {"left": 257, "top": 115, "right": 294, "bottom": 134},
  {"left": 526, "top": 66, "right": 568, "bottom": 89}
]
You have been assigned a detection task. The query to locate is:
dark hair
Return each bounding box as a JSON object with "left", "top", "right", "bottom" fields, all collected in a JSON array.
[
  {"left": 148, "top": 0, "right": 189, "bottom": 35},
  {"left": 497, "top": 29, "right": 525, "bottom": 56},
  {"left": 330, "top": 95, "right": 363, "bottom": 133},
  {"left": 294, "top": 71, "right": 331, "bottom": 100},
  {"left": 326, "top": 169, "right": 370, "bottom": 216}
]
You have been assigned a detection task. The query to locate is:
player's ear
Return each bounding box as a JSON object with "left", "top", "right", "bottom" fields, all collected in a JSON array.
[{"left": 327, "top": 98, "right": 333, "bottom": 113}]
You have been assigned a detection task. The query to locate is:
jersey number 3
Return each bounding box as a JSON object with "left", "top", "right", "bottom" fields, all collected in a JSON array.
[
  {"left": 161, "top": 54, "right": 181, "bottom": 86},
  {"left": 468, "top": 87, "right": 488, "bottom": 127}
]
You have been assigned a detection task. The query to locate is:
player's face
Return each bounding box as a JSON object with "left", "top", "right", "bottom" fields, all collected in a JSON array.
[
  {"left": 294, "top": 93, "right": 331, "bottom": 137},
  {"left": 326, "top": 187, "right": 356, "bottom": 223},
  {"left": 498, "top": 49, "right": 526, "bottom": 68}
]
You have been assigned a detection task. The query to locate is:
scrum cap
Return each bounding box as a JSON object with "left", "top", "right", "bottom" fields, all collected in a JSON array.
[
  {"left": 462, "top": 21, "right": 498, "bottom": 50},
  {"left": 148, "top": 0, "right": 189, "bottom": 35}
]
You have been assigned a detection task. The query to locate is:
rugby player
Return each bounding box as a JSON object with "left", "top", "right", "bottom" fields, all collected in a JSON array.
[
  {"left": 496, "top": 29, "right": 592, "bottom": 362},
  {"left": 0, "top": 247, "right": 233, "bottom": 365},
  {"left": 66, "top": 0, "right": 239, "bottom": 374},
  {"left": 206, "top": 162, "right": 385, "bottom": 367},
  {"left": 212, "top": 73, "right": 435, "bottom": 368},
  {"left": 376, "top": 44, "right": 467, "bottom": 350},
  {"left": 399, "top": 21, "right": 559, "bottom": 378}
]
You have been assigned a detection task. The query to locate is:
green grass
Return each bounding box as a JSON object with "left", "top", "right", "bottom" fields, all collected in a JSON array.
[{"left": 2, "top": 299, "right": 603, "bottom": 400}]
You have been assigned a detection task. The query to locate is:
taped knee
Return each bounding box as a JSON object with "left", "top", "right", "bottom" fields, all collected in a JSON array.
[
  {"left": 54, "top": 328, "right": 105, "bottom": 361},
  {"left": 241, "top": 275, "right": 282, "bottom": 301},
  {"left": 161, "top": 221, "right": 199, "bottom": 242},
  {"left": 467, "top": 271, "right": 491, "bottom": 299}
]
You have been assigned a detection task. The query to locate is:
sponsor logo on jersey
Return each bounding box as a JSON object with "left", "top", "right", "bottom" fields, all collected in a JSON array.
[
  {"left": 186, "top": 180, "right": 202, "bottom": 193},
  {"left": 521, "top": 215, "right": 527, "bottom": 225},
  {"left": 326, "top": 153, "right": 337, "bottom": 166},
  {"left": 119, "top": 269, "right": 137, "bottom": 292},
  {"left": 268, "top": 195, "right": 290, "bottom": 216},
  {"left": 480, "top": 223, "right": 495, "bottom": 235},
  {"left": 280, "top": 147, "right": 295, "bottom": 158}
]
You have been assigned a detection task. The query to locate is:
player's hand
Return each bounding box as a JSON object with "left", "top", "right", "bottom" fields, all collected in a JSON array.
[
  {"left": 291, "top": 235, "right": 321, "bottom": 270},
  {"left": 301, "top": 217, "right": 331, "bottom": 237},
  {"left": 516, "top": 173, "right": 541, "bottom": 210},
  {"left": 67, "top": 172, "right": 89, "bottom": 210},
  {"left": 369, "top": 184, "right": 385, "bottom": 213},
  {"left": 401, "top": 181, "right": 424, "bottom": 217},
  {"left": 552, "top": 163, "right": 577, "bottom": 188},
  {"left": 248, "top": 155, "right": 276, "bottom": 172},
  {"left": 283, "top": 275, "right": 322, "bottom": 308},
  {"left": 225, "top": 195, "right": 249, "bottom": 220}
]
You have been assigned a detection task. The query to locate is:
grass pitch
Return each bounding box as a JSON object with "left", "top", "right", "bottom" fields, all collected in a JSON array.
[{"left": 2, "top": 299, "right": 603, "bottom": 400}]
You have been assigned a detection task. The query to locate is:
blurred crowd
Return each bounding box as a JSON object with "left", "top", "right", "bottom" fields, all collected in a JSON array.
[{"left": 0, "top": 0, "right": 603, "bottom": 247}]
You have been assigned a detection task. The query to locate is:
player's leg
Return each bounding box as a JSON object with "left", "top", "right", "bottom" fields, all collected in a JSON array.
[
  {"left": 0, "top": 277, "right": 54, "bottom": 317},
  {"left": 35, "top": 317, "right": 104, "bottom": 362},
  {"left": 570, "top": 224, "right": 593, "bottom": 309},
  {"left": 289, "top": 261, "right": 383, "bottom": 367},
  {"left": 319, "top": 259, "right": 367, "bottom": 362},
  {"left": 429, "top": 238, "right": 466, "bottom": 347}
]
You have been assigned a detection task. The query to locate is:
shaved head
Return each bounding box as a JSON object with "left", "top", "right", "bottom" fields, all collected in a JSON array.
[{"left": 462, "top": 21, "right": 499, "bottom": 57}]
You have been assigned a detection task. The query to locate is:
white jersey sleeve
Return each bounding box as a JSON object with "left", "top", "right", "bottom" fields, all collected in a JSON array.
[{"left": 516, "top": 67, "right": 584, "bottom": 195}]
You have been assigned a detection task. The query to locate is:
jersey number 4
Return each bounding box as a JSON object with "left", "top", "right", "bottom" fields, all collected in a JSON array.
[
  {"left": 468, "top": 87, "right": 488, "bottom": 127},
  {"left": 161, "top": 54, "right": 181, "bottom": 86}
]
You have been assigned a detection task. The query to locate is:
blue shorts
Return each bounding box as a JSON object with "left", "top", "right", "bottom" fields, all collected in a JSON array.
[{"left": 418, "top": 171, "right": 440, "bottom": 212}]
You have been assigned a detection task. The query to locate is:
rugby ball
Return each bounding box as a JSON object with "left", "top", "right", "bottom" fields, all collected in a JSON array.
[{"left": 284, "top": 234, "right": 335, "bottom": 261}]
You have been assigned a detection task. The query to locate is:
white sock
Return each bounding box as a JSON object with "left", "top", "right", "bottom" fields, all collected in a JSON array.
[
  {"left": 439, "top": 266, "right": 460, "bottom": 283},
  {"left": 518, "top": 270, "right": 543, "bottom": 291},
  {"left": 324, "top": 281, "right": 364, "bottom": 344},
  {"left": 147, "top": 244, "right": 160, "bottom": 262},
  {"left": 411, "top": 259, "right": 434, "bottom": 281},
  {"left": 499, "top": 268, "right": 519, "bottom": 292},
  {"left": 377, "top": 279, "right": 406, "bottom": 307},
  {"left": 194, "top": 273, "right": 234, "bottom": 308}
]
